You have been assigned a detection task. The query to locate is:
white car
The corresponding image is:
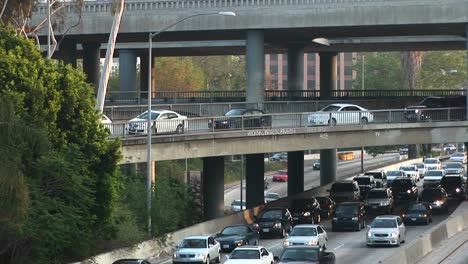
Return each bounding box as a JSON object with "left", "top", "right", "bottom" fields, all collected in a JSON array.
[
  {"left": 127, "top": 110, "right": 187, "bottom": 135},
  {"left": 412, "top": 163, "right": 427, "bottom": 178},
  {"left": 173, "top": 235, "right": 221, "bottom": 264},
  {"left": 449, "top": 152, "right": 467, "bottom": 164},
  {"left": 444, "top": 162, "right": 465, "bottom": 176},
  {"left": 399, "top": 165, "right": 419, "bottom": 182},
  {"left": 386, "top": 170, "right": 406, "bottom": 186},
  {"left": 424, "top": 158, "right": 441, "bottom": 170},
  {"left": 225, "top": 246, "right": 274, "bottom": 264},
  {"left": 423, "top": 170, "right": 446, "bottom": 188},
  {"left": 231, "top": 200, "right": 246, "bottom": 212},
  {"left": 367, "top": 216, "right": 405, "bottom": 247},
  {"left": 307, "top": 103, "right": 374, "bottom": 126},
  {"left": 264, "top": 192, "right": 281, "bottom": 203},
  {"left": 282, "top": 224, "right": 328, "bottom": 250}
]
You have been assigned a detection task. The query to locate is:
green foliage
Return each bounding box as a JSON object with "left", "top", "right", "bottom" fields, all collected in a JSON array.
[
  {"left": 353, "top": 52, "right": 406, "bottom": 90},
  {"left": 192, "top": 56, "right": 246, "bottom": 90},
  {"left": 418, "top": 51, "right": 466, "bottom": 89},
  {"left": 154, "top": 57, "right": 205, "bottom": 90}
]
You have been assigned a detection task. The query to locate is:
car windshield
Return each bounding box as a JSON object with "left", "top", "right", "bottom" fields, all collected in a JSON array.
[
  {"left": 321, "top": 105, "right": 341, "bottom": 112},
  {"left": 221, "top": 226, "right": 249, "bottom": 235},
  {"left": 354, "top": 178, "right": 371, "bottom": 185},
  {"left": 441, "top": 177, "right": 461, "bottom": 185},
  {"left": 230, "top": 249, "right": 260, "bottom": 259},
  {"left": 225, "top": 109, "right": 246, "bottom": 116},
  {"left": 280, "top": 248, "right": 319, "bottom": 262},
  {"left": 445, "top": 163, "right": 462, "bottom": 169},
  {"left": 231, "top": 200, "right": 245, "bottom": 206},
  {"left": 290, "top": 227, "right": 317, "bottom": 236},
  {"left": 179, "top": 239, "right": 207, "bottom": 248},
  {"left": 453, "top": 153, "right": 465, "bottom": 157},
  {"left": 400, "top": 166, "right": 414, "bottom": 171},
  {"left": 387, "top": 171, "right": 402, "bottom": 177},
  {"left": 276, "top": 170, "right": 287, "bottom": 175},
  {"left": 408, "top": 204, "right": 427, "bottom": 214},
  {"left": 426, "top": 171, "right": 443, "bottom": 177},
  {"left": 424, "top": 159, "right": 438, "bottom": 164},
  {"left": 371, "top": 219, "right": 397, "bottom": 228},
  {"left": 413, "top": 163, "right": 424, "bottom": 169},
  {"left": 259, "top": 209, "right": 283, "bottom": 219},
  {"left": 265, "top": 193, "right": 280, "bottom": 199},
  {"left": 331, "top": 183, "right": 355, "bottom": 192},
  {"left": 420, "top": 190, "right": 441, "bottom": 201},
  {"left": 335, "top": 205, "right": 359, "bottom": 216},
  {"left": 136, "top": 111, "right": 160, "bottom": 120},
  {"left": 367, "top": 191, "right": 388, "bottom": 199},
  {"left": 365, "top": 172, "right": 382, "bottom": 179},
  {"left": 392, "top": 180, "right": 412, "bottom": 189}
]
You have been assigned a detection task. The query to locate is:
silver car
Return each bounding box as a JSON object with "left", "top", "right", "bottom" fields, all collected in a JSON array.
[
  {"left": 173, "top": 236, "right": 221, "bottom": 264},
  {"left": 282, "top": 224, "right": 328, "bottom": 250},
  {"left": 367, "top": 216, "right": 406, "bottom": 247}
]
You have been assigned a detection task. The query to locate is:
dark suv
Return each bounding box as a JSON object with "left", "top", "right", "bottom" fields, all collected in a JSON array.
[
  {"left": 391, "top": 177, "right": 418, "bottom": 202},
  {"left": 331, "top": 202, "right": 366, "bottom": 231},
  {"left": 419, "top": 188, "right": 449, "bottom": 213},
  {"left": 254, "top": 207, "right": 293, "bottom": 238},
  {"left": 440, "top": 175, "right": 466, "bottom": 200},
  {"left": 289, "top": 198, "right": 322, "bottom": 225},
  {"left": 211, "top": 108, "right": 271, "bottom": 129},
  {"left": 328, "top": 181, "right": 360, "bottom": 203},
  {"left": 404, "top": 96, "right": 466, "bottom": 122},
  {"left": 353, "top": 175, "right": 377, "bottom": 199}
]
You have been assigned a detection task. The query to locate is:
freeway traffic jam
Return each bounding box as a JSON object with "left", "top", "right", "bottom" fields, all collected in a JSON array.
[{"left": 113, "top": 151, "right": 467, "bottom": 264}]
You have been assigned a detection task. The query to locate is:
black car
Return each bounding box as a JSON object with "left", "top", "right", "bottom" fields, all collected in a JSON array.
[
  {"left": 274, "top": 245, "right": 335, "bottom": 264},
  {"left": 215, "top": 225, "right": 260, "bottom": 252},
  {"left": 328, "top": 181, "right": 360, "bottom": 203},
  {"left": 312, "top": 160, "right": 320, "bottom": 170},
  {"left": 391, "top": 177, "right": 418, "bottom": 202},
  {"left": 289, "top": 198, "right": 322, "bottom": 225},
  {"left": 419, "top": 187, "right": 449, "bottom": 213},
  {"left": 270, "top": 152, "right": 288, "bottom": 162},
  {"left": 211, "top": 109, "right": 271, "bottom": 129},
  {"left": 315, "top": 196, "right": 336, "bottom": 218},
  {"left": 440, "top": 175, "right": 466, "bottom": 199},
  {"left": 353, "top": 175, "right": 377, "bottom": 199},
  {"left": 404, "top": 96, "right": 466, "bottom": 121},
  {"left": 401, "top": 202, "right": 433, "bottom": 225},
  {"left": 331, "top": 202, "right": 366, "bottom": 232},
  {"left": 254, "top": 207, "right": 293, "bottom": 238}
]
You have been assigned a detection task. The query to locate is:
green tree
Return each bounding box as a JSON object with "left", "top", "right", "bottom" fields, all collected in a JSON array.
[
  {"left": 418, "top": 51, "right": 466, "bottom": 89},
  {"left": 353, "top": 52, "right": 406, "bottom": 90},
  {"left": 154, "top": 57, "right": 204, "bottom": 90},
  {"left": 193, "top": 56, "right": 246, "bottom": 90}
]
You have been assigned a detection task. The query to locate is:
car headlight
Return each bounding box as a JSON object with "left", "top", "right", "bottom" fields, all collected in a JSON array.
[
  {"left": 380, "top": 202, "right": 388, "bottom": 206},
  {"left": 307, "top": 240, "right": 318, "bottom": 246},
  {"left": 174, "top": 253, "right": 179, "bottom": 258},
  {"left": 351, "top": 217, "right": 358, "bottom": 221},
  {"left": 235, "top": 240, "right": 244, "bottom": 246},
  {"left": 434, "top": 200, "right": 443, "bottom": 206},
  {"left": 283, "top": 240, "right": 290, "bottom": 246},
  {"left": 407, "top": 189, "right": 412, "bottom": 194},
  {"left": 195, "top": 253, "right": 206, "bottom": 259},
  {"left": 303, "top": 211, "right": 311, "bottom": 217},
  {"left": 273, "top": 222, "right": 282, "bottom": 228},
  {"left": 367, "top": 231, "right": 372, "bottom": 238},
  {"left": 390, "top": 231, "right": 398, "bottom": 238},
  {"left": 456, "top": 188, "right": 461, "bottom": 193},
  {"left": 333, "top": 217, "right": 338, "bottom": 221},
  {"left": 221, "top": 121, "right": 228, "bottom": 124}
]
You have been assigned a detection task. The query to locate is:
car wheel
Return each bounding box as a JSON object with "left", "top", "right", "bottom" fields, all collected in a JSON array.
[
  {"left": 176, "top": 124, "right": 184, "bottom": 133},
  {"left": 151, "top": 126, "right": 157, "bottom": 135},
  {"left": 329, "top": 118, "right": 337, "bottom": 126},
  {"left": 396, "top": 237, "right": 401, "bottom": 247},
  {"left": 323, "top": 240, "right": 327, "bottom": 250},
  {"left": 360, "top": 117, "right": 368, "bottom": 124},
  {"left": 280, "top": 228, "right": 286, "bottom": 238},
  {"left": 206, "top": 255, "right": 210, "bottom": 264},
  {"left": 215, "top": 253, "right": 221, "bottom": 263},
  {"left": 317, "top": 214, "right": 321, "bottom": 223}
]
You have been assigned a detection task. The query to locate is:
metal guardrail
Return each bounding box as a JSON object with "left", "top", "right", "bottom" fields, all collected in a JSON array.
[
  {"left": 103, "top": 89, "right": 467, "bottom": 105},
  {"left": 103, "top": 107, "right": 466, "bottom": 139}
]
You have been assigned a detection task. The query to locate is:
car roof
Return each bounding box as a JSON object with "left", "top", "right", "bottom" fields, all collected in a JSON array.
[
  {"left": 366, "top": 170, "right": 384, "bottom": 173},
  {"left": 112, "top": 259, "right": 148, "bottom": 264},
  {"left": 292, "top": 224, "right": 320, "bottom": 228},
  {"left": 374, "top": 215, "right": 399, "bottom": 219},
  {"left": 393, "top": 177, "right": 411, "bottom": 180},
  {"left": 337, "top": 202, "right": 362, "bottom": 206},
  {"left": 234, "top": 246, "right": 264, "bottom": 250},
  {"left": 328, "top": 103, "right": 362, "bottom": 107},
  {"left": 184, "top": 235, "right": 210, "bottom": 239},
  {"left": 282, "top": 245, "right": 321, "bottom": 250},
  {"left": 425, "top": 158, "right": 439, "bottom": 161},
  {"left": 368, "top": 188, "right": 387, "bottom": 192},
  {"left": 354, "top": 175, "right": 373, "bottom": 178},
  {"left": 426, "top": 170, "right": 445, "bottom": 173}
]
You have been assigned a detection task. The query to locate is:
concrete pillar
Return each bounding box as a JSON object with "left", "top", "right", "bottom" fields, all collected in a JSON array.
[
  {"left": 119, "top": 50, "right": 138, "bottom": 96},
  {"left": 408, "top": 145, "right": 418, "bottom": 159},
  {"left": 466, "top": 26, "right": 468, "bottom": 120},
  {"left": 56, "top": 38, "right": 77, "bottom": 67},
  {"left": 140, "top": 52, "right": 149, "bottom": 100},
  {"left": 288, "top": 151, "right": 304, "bottom": 196},
  {"left": 246, "top": 154, "right": 264, "bottom": 208},
  {"left": 319, "top": 52, "right": 337, "bottom": 99},
  {"left": 287, "top": 45, "right": 305, "bottom": 91},
  {"left": 202, "top": 156, "right": 224, "bottom": 220},
  {"left": 246, "top": 30, "right": 265, "bottom": 107},
  {"left": 320, "top": 149, "right": 337, "bottom": 186},
  {"left": 82, "top": 42, "right": 101, "bottom": 87}
]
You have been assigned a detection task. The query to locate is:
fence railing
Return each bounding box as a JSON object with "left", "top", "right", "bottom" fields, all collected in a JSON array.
[
  {"left": 104, "top": 89, "right": 467, "bottom": 105},
  {"left": 103, "top": 107, "right": 466, "bottom": 139}
]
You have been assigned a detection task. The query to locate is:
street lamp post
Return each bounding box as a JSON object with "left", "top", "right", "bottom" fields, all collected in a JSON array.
[{"left": 146, "top": 11, "right": 236, "bottom": 235}]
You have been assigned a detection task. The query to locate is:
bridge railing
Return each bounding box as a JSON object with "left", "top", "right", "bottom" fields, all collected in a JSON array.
[
  {"left": 103, "top": 107, "right": 466, "bottom": 138},
  {"left": 103, "top": 89, "right": 466, "bottom": 105}
]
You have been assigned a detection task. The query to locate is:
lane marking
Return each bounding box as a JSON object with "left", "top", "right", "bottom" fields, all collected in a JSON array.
[
  {"left": 267, "top": 243, "right": 283, "bottom": 250},
  {"left": 333, "top": 244, "right": 345, "bottom": 250}
]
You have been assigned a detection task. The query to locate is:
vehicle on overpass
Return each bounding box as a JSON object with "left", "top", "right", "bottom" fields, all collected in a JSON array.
[
  {"left": 315, "top": 196, "right": 336, "bottom": 219},
  {"left": 424, "top": 157, "right": 442, "bottom": 170},
  {"left": 443, "top": 162, "right": 465, "bottom": 176},
  {"left": 386, "top": 170, "right": 406, "bottom": 187},
  {"left": 366, "top": 215, "right": 406, "bottom": 247},
  {"left": 270, "top": 152, "right": 287, "bottom": 162},
  {"left": 254, "top": 207, "right": 293, "bottom": 238},
  {"left": 215, "top": 225, "right": 259, "bottom": 252},
  {"left": 282, "top": 224, "right": 328, "bottom": 250},
  {"left": 328, "top": 180, "right": 360, "bottom": 203},
  {"left": 444, "top": 144, "right": 457, "bottom": 153},
  {"left": 401, "top": 202, "right": 433, "bottom": 225},
  {"left": 364, "top": 169, "right": 387, "bottom": 188},
  {"left": 172, "top": 235, "right": 221, "bottom": 264},
  {"left": 274, "top": 245, "right": 335, "bottom": 264},
  {"left": 264, "top": 192, "right": 281, "bottom": 203},
  {"left": 307, "top": 103, "right": 374, "bottom": 126},
  {"left": 126, "top": 110, "right": 187, "bottom": 135},
  {"left": 312, "top": 159, "right": 320, "bottom": 170},
  {"left": 449, "top": 152, "right": 467, "bottom": 164},
  {"left": 289, "top": 198, "right": 322, "bottom": 224},
  {"left": 391, "top": 177, "right": 418, "bottom": 202},
  {"left": 353, "top": 175, "right": 377, "bottom": 199},
  {"left": 210, "top": 109, "right": 271, "bottom": 129},
  {"left": 440, "top": 175, "right": 466, "bottom": 200},
  {"left": 404, "top": 96, "right": 466, "bottom": 122},
  {"left": 423, "top": 170, "right": 446, "bottom": 188},
  {"left": 419, "top": 187, "right": 449, "bottom": 213},
  {"left": 364, "top": 188, "right": 394, "bottom": 214},
  {"left": 273, "top": 170, "right": 288, "bottom": 182},
  {"left": 225, "top": 246, "right": 274, "bottom": 264},
  {"left": 331, "top": 202, "right": 366, "bottom": 232}
]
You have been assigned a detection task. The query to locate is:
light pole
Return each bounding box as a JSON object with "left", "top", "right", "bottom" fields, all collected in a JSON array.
[{"left": 146, "top": 11, "right": 236, "bottom": 235}]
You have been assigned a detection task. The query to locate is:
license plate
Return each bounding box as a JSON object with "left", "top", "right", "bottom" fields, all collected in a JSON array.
[
  {"left": 263, "top": 228, "right": 270, "bottom": 232},
  {"left": 372, "top": 206, "right": 377, "bottom": 209},
  {"left": 223, "top": 245, "right": 230, "bottom": 249},
  {"left": 411, "top": 218, "right": 416, "bottom": 221},
  {"left": 293, "top": 217, "right": 299, "bottom": 220}
]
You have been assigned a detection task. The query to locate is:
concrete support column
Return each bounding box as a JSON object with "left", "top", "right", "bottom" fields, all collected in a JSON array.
[
  {"left": 140, "top": 52, "right": 149, "bottom": 99},
  {"left": 465, "top": 26, "right": 468, "bottom": 120},
  {"left": 246, "top": 154, "right": 265, "bottom": 208},
  {"left": 287, "top": 45, "right": 305, "bottom": 93},
  {"left": 56, "top": 38, "right": 77, "bottom": 67},
  {"left": 320, "top": 149, "right": 337, "bottom": 186},
  {"left": 246, "top": 30, "right": 265, "bottom": 108},
  {"left": 288, "top": 151, "right": 304, "bottom": 196},
  {"left": 408, "top": 145, "right": 419, "bottom": 159},
  {"left": 202, "top": 156, "right": 224, "bottom": 220},
  {"left": 319, "top": 52, "right": 337, "bottom": 99},
  {"left": 82, "top": 42, "right": 101, "bottom": 88},
  {"left": 119, "top": 50, "right": 138, "bottom": 96}
]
